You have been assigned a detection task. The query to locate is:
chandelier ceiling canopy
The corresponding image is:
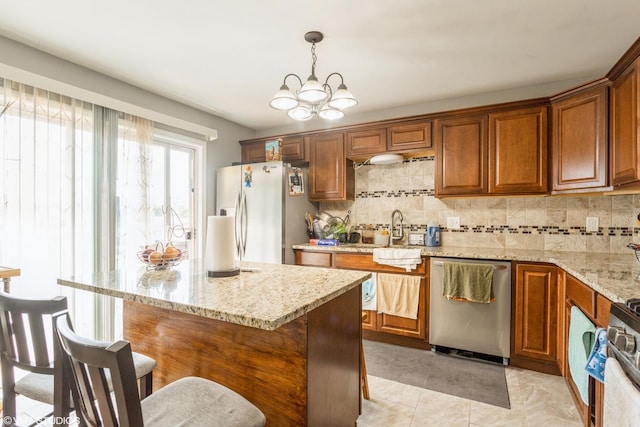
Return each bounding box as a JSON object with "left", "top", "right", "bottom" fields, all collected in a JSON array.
[{"left": 269, "top": 31, "right": 358, "bottom": 121}]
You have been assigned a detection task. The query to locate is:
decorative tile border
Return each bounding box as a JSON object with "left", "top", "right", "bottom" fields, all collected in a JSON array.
[{"left": 354, "top": 224, "right": 636, "bottom": 237}]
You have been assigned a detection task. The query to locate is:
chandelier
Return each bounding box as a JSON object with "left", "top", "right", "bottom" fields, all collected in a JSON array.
[{"left": 269, "top": 31, "right": 357, "bottom": 121}]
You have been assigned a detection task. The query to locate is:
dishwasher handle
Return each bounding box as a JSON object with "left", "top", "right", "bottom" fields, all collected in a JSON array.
[{"left": 432, "top": 261, "right": 508, "bottom": 271}]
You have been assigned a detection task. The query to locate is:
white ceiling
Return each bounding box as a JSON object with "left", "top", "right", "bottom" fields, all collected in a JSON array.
[{"left": 0, "top": 0, "right": 639, "bottom": 132}]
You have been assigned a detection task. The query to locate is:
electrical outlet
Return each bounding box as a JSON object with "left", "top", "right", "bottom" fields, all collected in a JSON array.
[
  {"left": 586, "top": 216, "right": 599, "bottom": 232},
  {"left": 447, "top": 216, "right": 460, "bottom": 229}
]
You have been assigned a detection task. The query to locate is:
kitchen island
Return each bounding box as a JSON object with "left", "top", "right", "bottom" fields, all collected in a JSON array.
[{"left": 58, "top": 261, "right": 371, "bottom": 427}]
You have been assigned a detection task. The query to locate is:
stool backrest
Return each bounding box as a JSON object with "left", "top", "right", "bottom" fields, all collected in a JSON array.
[
  {"left": 0, "top": 290, "right": 67, "bottom": 373},
  {"left": 54, "top": 312, "right": 144, "bottom": 427}
]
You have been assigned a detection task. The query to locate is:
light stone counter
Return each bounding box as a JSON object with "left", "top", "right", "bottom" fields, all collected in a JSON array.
[
  {"left": 57, "top": 260, "right": 371, "bottom": 330},
  {"left": 292, "top": 243, "right": 640, "bottom": 304}
]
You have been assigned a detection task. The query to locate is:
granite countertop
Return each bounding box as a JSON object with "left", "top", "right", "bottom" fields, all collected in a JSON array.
[
  {"left": 292, "top": 243, "right": 640, "bottom": 304},
  {"left": 57, "top": 260, "right": 370, "bottom": 331}
]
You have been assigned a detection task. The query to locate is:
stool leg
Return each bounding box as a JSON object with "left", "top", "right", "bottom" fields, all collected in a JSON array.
[
  {"left": 360, "top": 340, "right": 369, "bottom": 400},
  {"left": 139, "top": 372, "right": 153, "bottom": 399}
]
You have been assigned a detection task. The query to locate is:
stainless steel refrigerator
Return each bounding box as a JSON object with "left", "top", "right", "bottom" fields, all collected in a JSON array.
[{"left": 216, "top": 161, "right": 317, "bottom": 265}]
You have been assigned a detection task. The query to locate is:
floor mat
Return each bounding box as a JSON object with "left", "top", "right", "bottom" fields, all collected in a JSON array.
[{"left": 362, "top": 340, "right": 510, "bottom": 409}]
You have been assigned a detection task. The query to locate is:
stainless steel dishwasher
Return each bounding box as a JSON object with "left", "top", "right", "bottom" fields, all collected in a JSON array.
[{"left": 429, "top": 257, "right": 511, "bottom": 364}]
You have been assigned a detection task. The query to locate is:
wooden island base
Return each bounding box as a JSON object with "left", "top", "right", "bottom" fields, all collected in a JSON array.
[{"left": 123, "top": 285, "right": 361, "bottom": 427}]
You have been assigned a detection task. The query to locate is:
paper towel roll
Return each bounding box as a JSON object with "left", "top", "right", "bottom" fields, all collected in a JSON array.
[{"left": 205, "top": 216, "right": 237, "bottom": 272}]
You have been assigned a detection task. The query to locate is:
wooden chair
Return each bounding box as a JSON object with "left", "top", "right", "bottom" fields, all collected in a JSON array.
[
  {"left": 54, "top": 312, "right": 266, "bottom": 427},
  {"left": 0, "top": 291, "right": 156, "bottom": 426}
]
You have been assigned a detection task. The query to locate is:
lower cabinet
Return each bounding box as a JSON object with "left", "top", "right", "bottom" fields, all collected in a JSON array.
[
  {"left": 294, "top": 249, "right": 428, "bottom": 343},
  {"left": 512, "top": 263, "right": 560, "bottom": 375},
  {"left": 563, "top": 273, "right": 612, "bottom": 427}
]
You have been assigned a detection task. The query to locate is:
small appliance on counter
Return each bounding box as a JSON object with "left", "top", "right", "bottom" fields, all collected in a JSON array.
[
  {"left": 408, "top": 233, "right": 424, "bottom": 246},
  {"left": 425, "top": 222, "right": 440, "bottom": 247}
]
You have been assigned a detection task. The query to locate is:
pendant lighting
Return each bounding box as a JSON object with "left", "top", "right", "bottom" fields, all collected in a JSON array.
[{"left": 269, "top": 31, "right": 357, "bottom": 121}]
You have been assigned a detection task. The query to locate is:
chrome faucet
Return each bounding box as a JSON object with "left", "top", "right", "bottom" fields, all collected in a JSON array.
[{"left": 390, "top": 209, "right": 404, "bottom": 245}]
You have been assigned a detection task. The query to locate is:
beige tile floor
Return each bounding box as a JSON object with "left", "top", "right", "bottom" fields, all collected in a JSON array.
[
  {"left": 5, "top": 365, "right": 581, "bottom": 426},
  {"left": 358, "top": 367, "right": 583, "bottom": 427}
]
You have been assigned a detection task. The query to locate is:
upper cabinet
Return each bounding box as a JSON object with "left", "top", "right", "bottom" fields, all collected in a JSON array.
[
  {"left": 241, "top": 140, "right": 269, "bottom": 163},
  {"left": 387, "top": 120, "right": 432, "bottom": 152},
  {"left": 240, "top": 136, "right": 307, "bottom": 164},
  {"left": 489, "top": 106, "right": 548, "bottom": 194},
  {"left": 435, "top": 114, "right": 488, "bottom": 196},
  {"left": 345, "top": 127, "right": 387, "bottom": 157},
  {"left": 610, "top": 56, "right": 640, "bottom": 186},
  {"left": 345, "top": 120, "right": 432, "bottom": 159},
  {"left": 551, "top": 83, "right": 609, "bottom": 193},
  {"left": 435, "top": 103, "right": 548, "bottom": 197},
  {"left": 308, "top": 132, "right": 355, "bottom": 201}
]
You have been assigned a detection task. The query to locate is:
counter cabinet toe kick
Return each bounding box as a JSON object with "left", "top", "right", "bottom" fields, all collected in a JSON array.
[{"left": 59, "top": 263, "right": 369, "bottom": 427}]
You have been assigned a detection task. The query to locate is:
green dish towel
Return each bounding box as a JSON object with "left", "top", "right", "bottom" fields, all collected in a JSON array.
[
  {"left": 442, "top": 262, "right": 494, "bottom": 303},
  {"left": 568, "top": 306, "right": 596, "bottom": 405}
]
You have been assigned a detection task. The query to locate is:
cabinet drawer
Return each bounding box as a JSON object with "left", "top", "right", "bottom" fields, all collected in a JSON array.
[
  {"left": 334, "top": 253, "right": 426, "bottom": 275},
  {"left": 294, "top": 250, "right": 333, "bottom": 267},
  {"left": 565, "top": 274, "right": 595, "bottom": 318}
]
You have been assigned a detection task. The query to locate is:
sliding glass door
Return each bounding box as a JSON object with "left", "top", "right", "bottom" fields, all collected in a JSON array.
[
  {"left": 0, "top": 78, "right": 204, "bottom": 340},
  {"left": 116, "top": 139, "right": 196, "bottom": 270}
]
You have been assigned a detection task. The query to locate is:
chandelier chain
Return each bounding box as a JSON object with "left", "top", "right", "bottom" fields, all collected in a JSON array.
[{"left": 311, "top": 42, "right": 317, "bottom": 76}]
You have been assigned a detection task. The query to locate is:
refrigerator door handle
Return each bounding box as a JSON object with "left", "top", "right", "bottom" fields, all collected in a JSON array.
[
  {"left": 240, "top": 190, "right": 248, "bottom": 259},
  {"left": 235, "top": 190, "right": 244, "bottom": 260}
]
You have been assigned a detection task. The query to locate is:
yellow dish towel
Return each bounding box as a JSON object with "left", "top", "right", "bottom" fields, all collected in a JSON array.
[
  {"left": 376, "top": 273, "right": 421, "bottom": 319},
  {"left": 443, "top": 261, "right": 494, "bottom": 303}
]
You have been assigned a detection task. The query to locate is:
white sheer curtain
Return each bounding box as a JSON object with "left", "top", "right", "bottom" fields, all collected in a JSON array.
[
  {"left": 115, "top": 113, "right": 155, "bottom": 270},
  {"left": 0, "top": 77, "right": 195, "bottom": 340},
  {"left": 0, "top": 79, "right": 96, "bottom": 298}
]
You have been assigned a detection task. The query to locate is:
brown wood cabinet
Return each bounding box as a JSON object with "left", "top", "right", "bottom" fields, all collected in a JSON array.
[
  {"left": 240, "top": 136, "right": 307, "bottom": 164},
  {"left": 551, "top": 84, "right": 609, "bottom": 193},
  {"left": 488, "top": 105, "right": 548, "bottom": 194},
  {"left": 563, "top": 274, "right": 612, "bottom": 427},
  {"left": 334, "top": 253, "right": 428, "bottom": 341},
  {"left": 610, "top": 56, "right": 640, "bottom": 186},
  {"left": 241, "top": 140, "right": 268, "bottom": 163},
  {"left": 294, "top": 249, "right": 428, "bottom": 343},
  {"left": 435, "top": 103, "right": 548, "bottom": 197},
  {"left": 345, "top": 121, "right": 432, "bottom": 159},
  {"left": 345, "top": 127, "right": 387, "bottom": 157},
  {"left": 308, "top": 132, "right": 355, "bottom": 201},
  {"left": 435, "top": 114, "right": 488, "bottom": 196},
  {"left": 281, "top": 136, "right": 307, "bottom": 162},
  {"left": 387, "top": 120, "right": 432, "bottom": 152},
  {"left": 512, "top": 263, "right": 560, "bottom": 375}
]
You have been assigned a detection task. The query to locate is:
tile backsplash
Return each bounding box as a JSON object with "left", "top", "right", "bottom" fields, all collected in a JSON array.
[{"left": 320, "top": 156, "right": 640, "bottom": 254}]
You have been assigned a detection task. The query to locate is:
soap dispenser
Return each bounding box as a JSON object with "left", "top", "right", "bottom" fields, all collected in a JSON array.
[{"left": 425, "top": 222, "right": 440, "bottom": 247}]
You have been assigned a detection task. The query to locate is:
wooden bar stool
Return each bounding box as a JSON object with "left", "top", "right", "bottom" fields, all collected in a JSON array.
[
  {"left": 0, "top": 291, "right": 156, "bottom": 426},
  {"left": 361, "top": 311, "right": 370, "bottom": 400},
  {"left": 55, "top": 312, "right": 266, "bottom": 426}
]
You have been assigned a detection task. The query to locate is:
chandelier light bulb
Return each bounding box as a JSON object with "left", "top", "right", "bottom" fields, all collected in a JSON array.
[
  {"left": 318, "top": 105, "right": 344, "bottom": 120},
  {"left": 328, "top": 84, "right": 358, "bottom": 110},
  {"left": 269, "top": 84, "right": 299, "bottom": 110},
  {"left": 287, "top": 105, "right": 314, "bottom": 121},
  {"left": 298, "top": 76, "right": 329, "bottom": 103}
]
